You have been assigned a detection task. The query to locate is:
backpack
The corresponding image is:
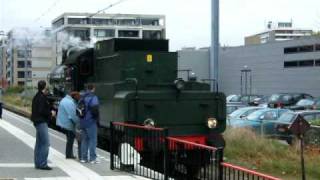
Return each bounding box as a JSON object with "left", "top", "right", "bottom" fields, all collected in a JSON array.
[{"left": 76, "top": 95, "right": 94, "bottom": 119}]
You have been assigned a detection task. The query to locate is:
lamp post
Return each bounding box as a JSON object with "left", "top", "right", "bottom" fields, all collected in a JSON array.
[{"left": 240, "top": 65, "right": 252, "bottom": 96}]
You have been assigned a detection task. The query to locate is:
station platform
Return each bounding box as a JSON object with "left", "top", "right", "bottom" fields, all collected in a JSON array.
[{"left": 0, "top": 109, "right": 148, "bottom": 180}]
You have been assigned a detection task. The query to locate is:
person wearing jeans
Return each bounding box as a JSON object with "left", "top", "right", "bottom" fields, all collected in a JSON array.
[
  {"left": 80, "top": 84, "right": 100, "bottom": 163},
  {"left": 81, "top": 123, "right": 97, "bottom": 162},
  {"left": 31, "top": 80, "right": 55, "bottom": 170},
  {"left": 34, "top": 123, "right": 50, "bottom": 168}
]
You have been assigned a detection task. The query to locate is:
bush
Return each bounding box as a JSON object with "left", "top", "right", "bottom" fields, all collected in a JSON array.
[{"left": 5, "top": 86, "right": 25, "bottom": 94}]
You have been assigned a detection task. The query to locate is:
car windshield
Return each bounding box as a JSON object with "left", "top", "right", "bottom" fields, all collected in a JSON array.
[
  {"left": 229, "top": 95, "right": 241, "bottom": 102},
  {"left": 229, "top": 108, "right": 249, "bottom": 118},
  {"left": 296, "top": 99, "right": 314, "bottom": 106},
  {"left": 269, "top": 94, "right": 280, "bottom": 101},
  {"left": 278, "top": 112, "right": 295, "bottom": 122},
  {"left": 247, "top": 110, "right": 266, "bottom": 121},
  {"left": 282, "top": 95, "right": 292, "bottom": 102}
]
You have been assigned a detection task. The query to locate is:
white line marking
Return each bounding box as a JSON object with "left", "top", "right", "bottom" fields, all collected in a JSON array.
[
  {"left": 0, "top": 163, "right": 55, "bottom": 168},
  {"left": 0, "top": 120, "right": 104, "bottom": 180},
  {"left": 3, "top": 110, "right": 110, "bottom": 162}
]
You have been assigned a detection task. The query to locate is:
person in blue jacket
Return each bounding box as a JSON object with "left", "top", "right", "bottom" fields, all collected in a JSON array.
[
  {"left": 80, "top": 84, "right": 100, "bottom": 163},
  {"left": 56, "top": 91, "right": 80, "bottom": 159}
]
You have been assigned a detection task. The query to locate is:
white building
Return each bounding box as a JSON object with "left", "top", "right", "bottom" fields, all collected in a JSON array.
[
  {"left": 245, "top": 21, "right": 313, "bottom": 45},
  {"left": 52, "top": 12, "right": 166, "bottom": 65},
  {"left": 5, "top": 28, "right": 55, "bottom": 86}
]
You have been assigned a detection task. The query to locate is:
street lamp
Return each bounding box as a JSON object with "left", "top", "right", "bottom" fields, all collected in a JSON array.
[{"left": 240, "top": 65, "right": 252, "bottom": 96}]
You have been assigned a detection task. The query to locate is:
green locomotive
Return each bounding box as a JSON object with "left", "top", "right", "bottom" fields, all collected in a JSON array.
[{"left": 49, "top": 38, "right": 226, "bottom": 146}]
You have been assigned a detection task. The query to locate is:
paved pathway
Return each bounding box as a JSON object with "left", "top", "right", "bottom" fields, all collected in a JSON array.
[{"left": 0, "top": 109, "right": 148, "bottom": 180}]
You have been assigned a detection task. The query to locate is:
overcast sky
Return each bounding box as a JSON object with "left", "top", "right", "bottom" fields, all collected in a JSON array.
[{"left": 1, "top": 0, "right": 320, "bottom": 50}]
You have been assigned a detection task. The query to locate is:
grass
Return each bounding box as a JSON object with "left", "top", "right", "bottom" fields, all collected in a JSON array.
[
  {"left": 223, "top": 127, "right": 320, "bottom": 180},
  {"left": 309, "top": 119, "right": 320, "bottom": 126},
  {"left": 3, "top": 87, "right": 32, "bottom": 113}
]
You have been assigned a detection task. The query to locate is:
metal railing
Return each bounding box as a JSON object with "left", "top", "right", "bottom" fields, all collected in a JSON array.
[
  {"left": 167, "top": 137, "right": 223, "bottom": 180},
  {"left": 110, "top": 122, "right": 282, "bottom": 180},
  {"left": 221, "top": 163, "right": 281, "bottom": 180},
  {"left": 110, "top": 122, "right": 169, "bottom": 180}
]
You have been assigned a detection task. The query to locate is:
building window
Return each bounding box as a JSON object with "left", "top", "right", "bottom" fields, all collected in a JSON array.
[
  {"left": 18, "top": 81, "right": 25, "bottom": 86},
  {"left": 17, "top": 50, "right": 31, "bottom": 58},
  {"left": 315, "top": 44, "right": 320, "bottom": 51},
  {"left": 94, "top": 29, "right": 115, "bottom": 37},
  {"left": 92, "top": 18, "right": 114, "bottom": 25},
  {"left": 117, "top": 19, "right": 138, "bottom": 26},
  {"left": 70, "top": 29, "right": 90, "bottom": 41},
  {"left": 68, "top": 18, "right": 83, "bottom": 24},
  {"left": 141, "top": 19, "right": 159, "bottom": 26},
  {"left": 284, "top": 45, "right": 314, "bottom": 54},
  {"left": 18, "top": 71, "right": 25, "bottom": 78},
  {"left": 27, "top": 61, "right": 32, "bottom": 68},
  {"left": 118, "top": 30, "right": 139, "bottom": 38},
  {"left": 315, "top": 59, "right": 320, "bottom": 66},
  {"left": 298, "top": 60, "right": 314, "bottom": 67},
  {"left": 284, "top": 60, "right": 316, "bottom": 68},
  {"left": 143, "top": 30, "right": 162, "bottom": 39},
  {"left": 284, "top": 47, "right": 298, "bottom": 54},
  {"left": 284, "top": 61, "right": 298, "bottom": 68},
  {"left": 18, "top": 61, "right": 25, "bottom": 68},
  {"left": 299, "top": 45, "right": 314, "bottom": 53}
]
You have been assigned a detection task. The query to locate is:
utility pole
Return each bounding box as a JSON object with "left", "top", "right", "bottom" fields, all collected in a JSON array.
[{"left": 210, "top": 0, "right": 219, "bottom": 92}]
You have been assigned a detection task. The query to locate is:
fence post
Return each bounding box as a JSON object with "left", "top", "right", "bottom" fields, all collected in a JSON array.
[
  {"left": 217, "top": 148, "right": 224, "bottom": 180},
  {"left": 163, "top": 129, "right": 169, "bottom": 180},
  {"left": 110, "top": 121, "right": 114, "bottom": 170}
]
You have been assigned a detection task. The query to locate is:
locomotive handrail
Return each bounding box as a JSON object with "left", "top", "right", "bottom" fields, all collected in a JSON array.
[
  {"left": 221, "top": 162, "right": 282, "bottom": 180},
  {"left": 167, "top": 137, "right": 218, "bottom": 151},
  {"left": 112, "top": 121, "right": 165, "bottom": 131}
]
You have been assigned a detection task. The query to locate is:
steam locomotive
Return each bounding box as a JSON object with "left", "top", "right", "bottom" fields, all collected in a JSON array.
[{"left": 49, "top": 38, "right": 226, "bottom": 147}]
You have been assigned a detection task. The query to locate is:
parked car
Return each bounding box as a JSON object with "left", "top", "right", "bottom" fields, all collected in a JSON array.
[
  {"left": 239, "top": 95, "right": 265, "bottom": 106},
  {"left": 226, "top": 103, "right": 246, "bottom": 115},
  {"left": 226, "top": 94, "right": 241, "bottom": 103},
  {"left": 227, "top": 94, "right": 265, "bottom": 106},
  {"left": 250, "top": 95, "right": 269, "bottom": 106},
  {"left": 275, "top": 110, "right": 320, "bottom": 144},
  {"left": 289, "top": 98, "right": 320, "bottom": 111},
  {"left": 227, "top": 106, "right": 263, "bottom": 125},
  {"left": 268, "top": 93, "right": 313, "bottom": 108},
  {"left": 229, "top": 108, "right": 291, "bottom": 135}
]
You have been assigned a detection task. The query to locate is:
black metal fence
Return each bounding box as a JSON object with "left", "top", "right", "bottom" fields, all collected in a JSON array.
[
  {"left": 110, "top": 122, "right": 282, "bottom": 180},
  {"left": 167, "top": 137, "right": 223, "bottom": 180},
  {"left": 110, "top": 122, "right": 169, "bottom": 180},
  {"left": 221, "top": 163, "right": 281, "bottom": 180}
]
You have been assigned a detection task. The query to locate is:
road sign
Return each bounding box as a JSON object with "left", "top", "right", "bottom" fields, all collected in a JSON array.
[{"left": 289, "top": 114, "right": 311, "bottom": 137}]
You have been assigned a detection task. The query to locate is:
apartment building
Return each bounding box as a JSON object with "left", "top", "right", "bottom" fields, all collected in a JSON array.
[
  {"left": 5, "top": 28, "right": 55, "bottom": 86},
  {"left": 245, "top": 21, "right": 313, "bottom": 45},
  {"left": 52, "top": 12, "right": 166, "bottom": 65}
]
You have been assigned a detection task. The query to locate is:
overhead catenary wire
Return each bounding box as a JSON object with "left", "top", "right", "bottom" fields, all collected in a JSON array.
[
  {"left": 87, "top": 0, "right": 130, "bottom": 18},
  {"left": 34, "top": 0, "right": 61, "bottom": 22}
]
